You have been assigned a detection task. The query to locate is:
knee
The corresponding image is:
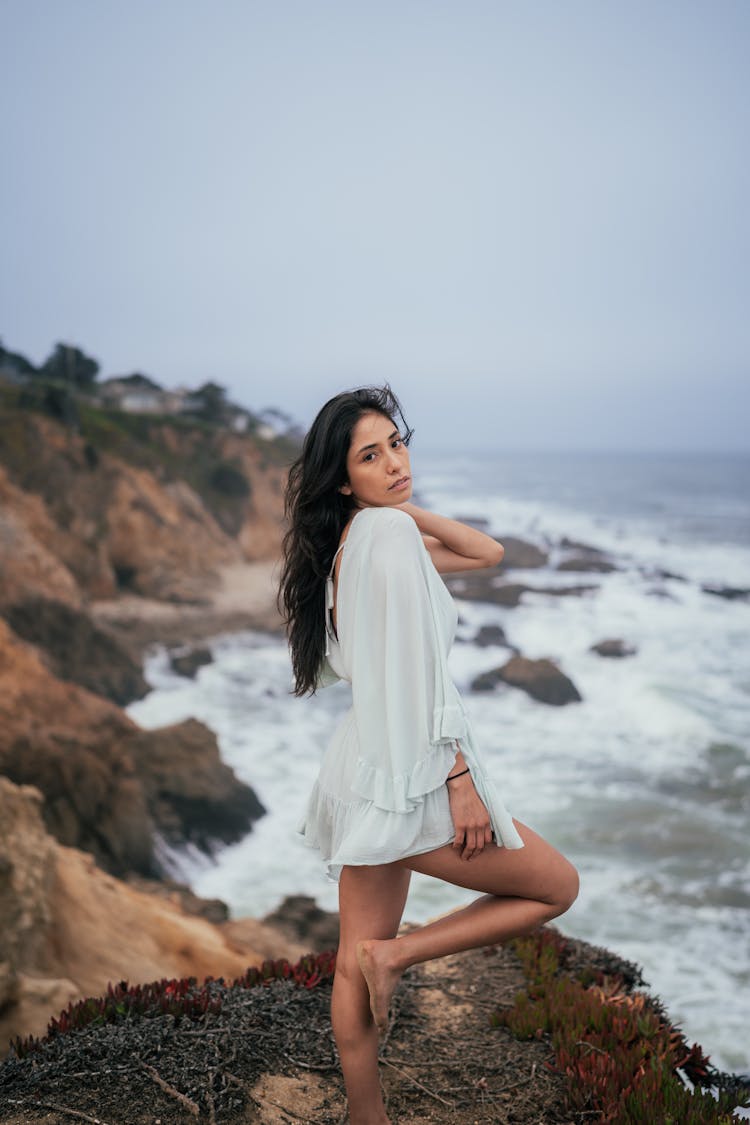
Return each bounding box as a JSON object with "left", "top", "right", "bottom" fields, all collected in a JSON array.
[
  {"left": 550, "top": 859, "right": 579, "bottom": 916},
  {"left": 334, "top": 950, "right": 361, "bottom": 984}
]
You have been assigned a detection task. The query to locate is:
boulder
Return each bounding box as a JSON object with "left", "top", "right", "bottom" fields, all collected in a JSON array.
[
  {"left": 496, "top": 536, "right": 549, "bottom": 569},
  {"left": 701, "top": 584, "right": 750, "bottom": 602},
  {"left": 4, "top": 596, "right": 149, "bottom": 705},
  {"left": 445, "top": 577, "right": 529, "bottom": 607},
  {"left": 471, "top": 654, "right": 582, "bottom": 705},
  {"left": 446, "top": 574, "right": 599, "bottom": 607},
  {"left": 263, "top": 895, "right": 340, "bottom": 952},
  {"left": 169, "top": 644, "right": 214, "bottom": 678},
  {"left": 590, "top": 638, "right": 637, "bottom": 658},
  {"left": 119, "top": 718, "right": 265, "bottom": 849},
  {"left": 471, "top": 624, "right": 512, "bottom": 648},
  {"left": 557, "top": 555, "right": 619, "bottom": 573},
  {"left": 559, "top": 535, "right": 608, "bottom": 554}
]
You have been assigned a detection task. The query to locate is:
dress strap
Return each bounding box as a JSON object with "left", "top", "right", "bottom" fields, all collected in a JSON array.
[
  {"left": 328, "top": 540, "right": 346, "bottom": 579},
  {"left": 324, "top": 541, "right": 346, "bottom": 656}
]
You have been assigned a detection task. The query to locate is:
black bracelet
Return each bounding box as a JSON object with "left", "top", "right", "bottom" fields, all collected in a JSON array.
[{"left": 446, "top": 766, "right": 470, "bottom": 783}]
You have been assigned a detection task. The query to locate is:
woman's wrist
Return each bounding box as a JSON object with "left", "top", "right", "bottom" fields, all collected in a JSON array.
[{"left": 446, "top": 766, "right": 471, "bottom": 784}]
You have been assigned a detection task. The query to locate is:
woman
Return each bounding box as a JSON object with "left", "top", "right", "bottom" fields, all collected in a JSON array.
[{"left": 279, "top": 385, "right": 579, "bottom": 1125}]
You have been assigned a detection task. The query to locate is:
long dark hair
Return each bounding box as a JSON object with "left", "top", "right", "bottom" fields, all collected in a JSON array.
[{"left": 279, "top": 384, "right": 413, "bottom": 696}]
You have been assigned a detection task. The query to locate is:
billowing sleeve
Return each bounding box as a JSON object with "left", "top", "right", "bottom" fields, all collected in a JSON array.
[{"left": 341, "top": 508, "right": 467, "bottom": 813}]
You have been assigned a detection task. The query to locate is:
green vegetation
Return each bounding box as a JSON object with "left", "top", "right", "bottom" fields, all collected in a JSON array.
[{"left": 493, "top": 928, "right": 748, "bottom": 1123}]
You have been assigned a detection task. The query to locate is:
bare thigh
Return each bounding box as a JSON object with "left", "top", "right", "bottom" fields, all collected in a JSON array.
[{"left": 398, "top": 820, "right": 579, "bottom": 908}]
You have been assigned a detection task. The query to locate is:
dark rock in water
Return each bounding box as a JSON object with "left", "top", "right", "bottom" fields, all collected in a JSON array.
[
  {"left": 701, "top": 584, "right": 750, "bottom": 602},
  {"left": 472, "top": 624, "right": 511, "bottom": 648},
  {"left": 638, "top": 565, "right": 686, "bottom": 582},
  {"left": 120, "top": 718, "right": 265, "bottom": 851},
  {"left": 557, "top": 555, "right": 619, "bottom": 573},
  {"left": 559, "top": 535, "right": 608, "bottom": 554},
  {"left": 590, "top": 638, "right": 637, "bottom": 658},
  {"left": 446, "top": 573, "right": 598, "bottom": 607},
  {"left": 263, "top": 894, "right": 339, "bottom": 951},
  {"left": 445, "top": 576, "right": 528, "bottom": 607},
  {"left": 168, "top": 645, "right": 213, "bottom": 678},
  {"left": 645, "top": 586, "right": 680, "bottom": 600},
  {"left": 4, "top": 597, "right": 149, "bottom": 705},
  {"left": 472, "top": 655, "right": 582, "bottom": 705},
  {"left": 496, "top": 536, "right": 549, "bottom": 569}
]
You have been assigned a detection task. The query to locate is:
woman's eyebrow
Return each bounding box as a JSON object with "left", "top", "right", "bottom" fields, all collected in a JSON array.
[{"left": 356, "top": 429, "right": 400, "bottom": 455}]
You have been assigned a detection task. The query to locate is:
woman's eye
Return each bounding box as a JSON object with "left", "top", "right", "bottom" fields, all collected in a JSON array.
[{"left": 392, "top": 439, "right": 403, "bottom": 449}]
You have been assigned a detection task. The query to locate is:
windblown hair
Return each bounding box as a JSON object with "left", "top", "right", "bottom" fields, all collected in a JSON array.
[{"left": 279, "top": 384, "right": 413, "bottom": 696}]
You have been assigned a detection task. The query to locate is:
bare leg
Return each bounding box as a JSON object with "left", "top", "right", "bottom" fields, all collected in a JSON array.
[
  {"left": 356, "top": 820, "right": 579, "bottom": 1031},
  {"left": 333, "top": 863, "right": 411, "bottom": 1125}
]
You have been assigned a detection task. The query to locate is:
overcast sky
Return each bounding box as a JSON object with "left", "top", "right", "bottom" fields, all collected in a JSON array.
[{"left": 2, "top": 1, "right": 748, "bottom": 452}]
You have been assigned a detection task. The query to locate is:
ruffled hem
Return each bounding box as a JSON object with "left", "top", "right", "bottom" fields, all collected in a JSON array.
[
  {"left": 299, "top": 766, "right": 525, "bottom": 883},
  {"left": 298, "top": 779, "right": 456, "bottom": 881},
  {"left": 350, "top": 740, "right": 459, "bottom": 813}
]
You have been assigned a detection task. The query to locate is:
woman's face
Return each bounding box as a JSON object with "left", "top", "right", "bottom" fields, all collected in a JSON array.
[{"left": 340, "top": 411, "right": 412, "bottom": 509}]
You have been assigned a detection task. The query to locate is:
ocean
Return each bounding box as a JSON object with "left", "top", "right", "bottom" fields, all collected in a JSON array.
[{"left": 128, "top": 448, "right": 750, "bottom": 1076}]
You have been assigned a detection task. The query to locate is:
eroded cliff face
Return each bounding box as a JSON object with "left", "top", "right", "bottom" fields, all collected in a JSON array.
[
  {"left": 0, "top": 406, "right": 288, "bottom": 606},
  {"left": 0, "top": 619, "right": 263, "bottom": 876},
  {"left": 0, "top": 778, "right": 303, "bottom": 1054},
  {"left": 0, "top": 465, "right": 82, "bottom": 608}
]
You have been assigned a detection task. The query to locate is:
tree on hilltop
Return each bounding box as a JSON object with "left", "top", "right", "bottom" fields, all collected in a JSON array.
[
  {"left": 184, "top": 381, "right": 229, "bottom": 423},
  {"left": 40, "top": 343, "right": 100, "bottom": 388},
  {"left": 0, "top": 339, "right": 38, "bottom": 377}
]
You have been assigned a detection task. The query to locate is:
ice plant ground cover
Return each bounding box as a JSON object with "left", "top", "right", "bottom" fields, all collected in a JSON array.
[{"left": 494, "top": 928, "right": 749, "bottom": 1123}]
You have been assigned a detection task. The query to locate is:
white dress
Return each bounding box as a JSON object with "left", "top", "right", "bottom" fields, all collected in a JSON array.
[{"left": 298, "top": 506, "right": 524, "bottom": 880}]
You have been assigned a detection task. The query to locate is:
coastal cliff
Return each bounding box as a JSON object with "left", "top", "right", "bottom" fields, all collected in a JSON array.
[
  {"left": 0, "top": 381, "right": 289, "bottom": 1052},
  {"left": 0, "top": 389, "right": 290, "bottom": 606}
]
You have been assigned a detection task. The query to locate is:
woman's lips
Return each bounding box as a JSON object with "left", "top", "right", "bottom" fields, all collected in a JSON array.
[{"left": 388, "top": 476, "right": 411, "bottom": 491}]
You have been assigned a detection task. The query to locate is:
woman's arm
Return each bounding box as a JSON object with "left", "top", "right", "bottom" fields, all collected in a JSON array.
[{"left": 395, "top": 502, "right": 504, "bottom": 574}]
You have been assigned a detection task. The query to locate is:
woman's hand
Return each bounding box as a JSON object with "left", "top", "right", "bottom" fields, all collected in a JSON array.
[
  {"left": 447, "top": 773, "right": 494, "bottom": 860},
  {"left": 394, "top": 501, "right": 504, "bottom": 574}
]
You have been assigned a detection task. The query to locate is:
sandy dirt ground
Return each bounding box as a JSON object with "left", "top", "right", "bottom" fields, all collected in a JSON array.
[{"left": 89, "top": 559, "right": 284, "bottom": 659}]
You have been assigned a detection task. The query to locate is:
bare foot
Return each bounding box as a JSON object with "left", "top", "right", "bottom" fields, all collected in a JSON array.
[{"left": 355, "top": 939, "right": 403, "bottom": 1034}]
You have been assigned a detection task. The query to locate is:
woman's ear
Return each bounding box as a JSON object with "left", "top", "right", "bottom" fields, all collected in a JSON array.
[{"left": 339, "top": 482, "right": 352, "bottom": 495}]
